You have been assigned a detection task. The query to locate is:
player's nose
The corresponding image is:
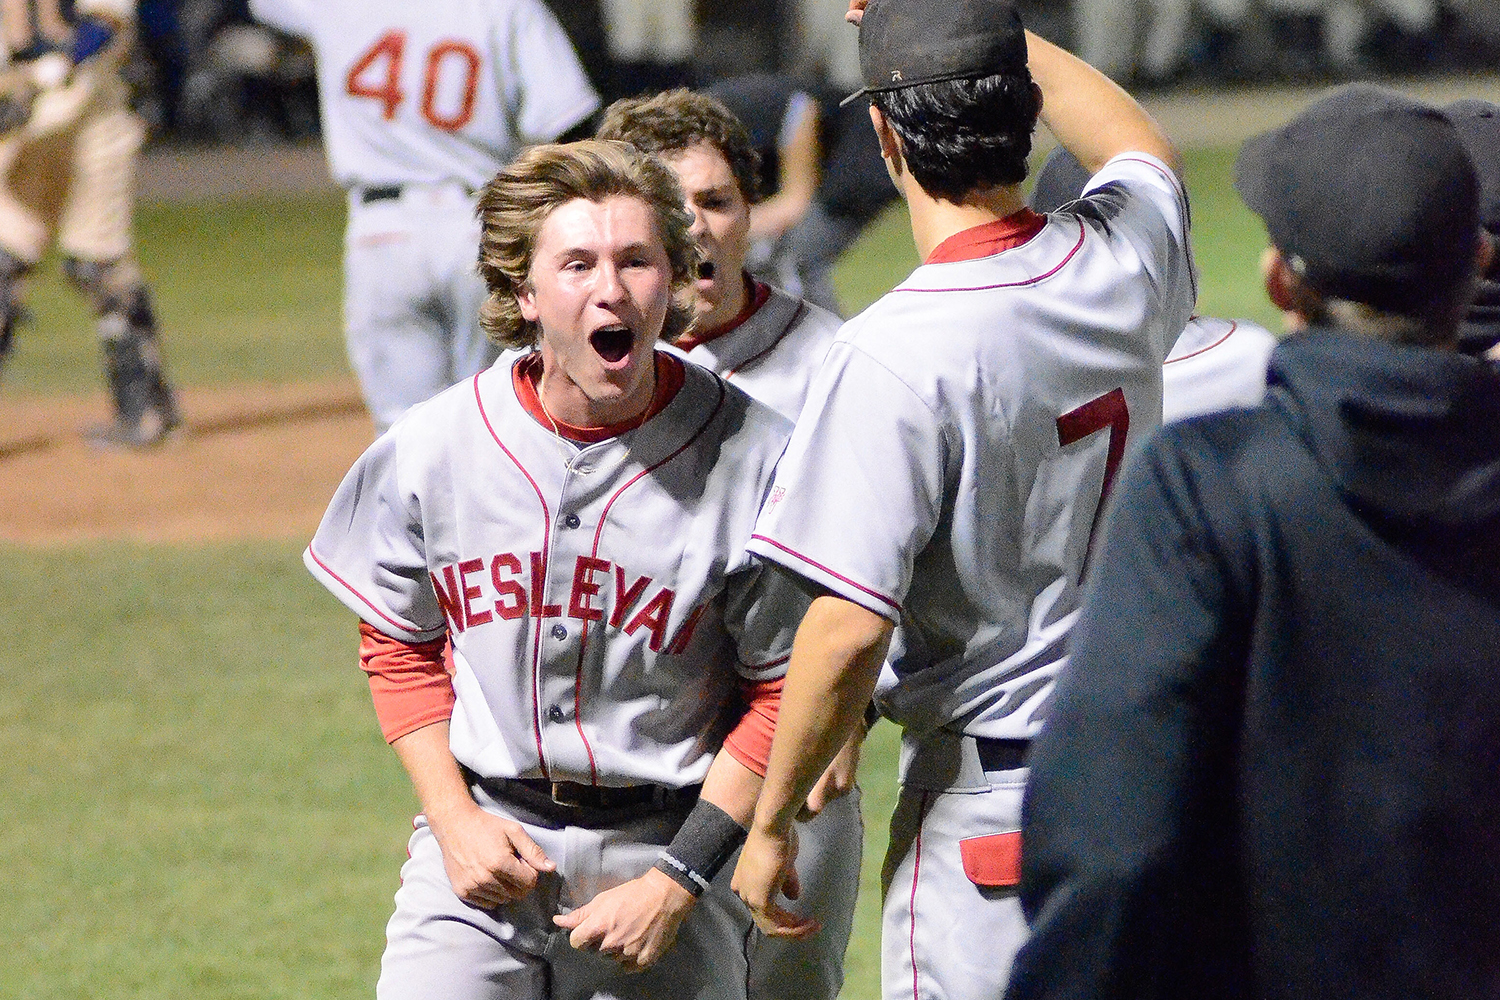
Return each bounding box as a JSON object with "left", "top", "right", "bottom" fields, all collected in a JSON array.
[
  {"left": 688, "top": 204, "right": 709, "bottom": 239},
  {"left": 592, "top": 260, "right": 626, "bottom": 305}
]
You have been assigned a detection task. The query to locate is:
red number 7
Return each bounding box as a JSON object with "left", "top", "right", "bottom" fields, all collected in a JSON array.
[{"left": 1056, "top": 387, "right": 1130, "bottom": 574}]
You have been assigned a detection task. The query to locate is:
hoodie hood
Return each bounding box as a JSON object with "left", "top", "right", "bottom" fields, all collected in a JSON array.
[{"left": 1267, "top": 328, "right": 1500, "bottom": 525}]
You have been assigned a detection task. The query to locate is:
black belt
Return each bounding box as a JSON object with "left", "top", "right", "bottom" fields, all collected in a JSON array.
[
  {"left": 464, "top": 767, "right": 700, "bottom": 827},
  {"left": 360, "top": 185, "right": 403, "bottom": 204},
  {"left": 975, "top": 737, "right": 1030, "bottom": 772}
]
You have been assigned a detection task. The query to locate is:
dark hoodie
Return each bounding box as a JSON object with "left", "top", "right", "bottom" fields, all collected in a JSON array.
[{"left": 1008, "top": 328, "right": 1500, "bottom": 1000}]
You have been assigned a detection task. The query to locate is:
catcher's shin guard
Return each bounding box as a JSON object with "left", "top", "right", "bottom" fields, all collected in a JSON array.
[
  {"left": 0, "top": 248, "right": 30, "bottom": 381},
  {"left": 63, "top": 256, "right": 181, "bottom": 447}
]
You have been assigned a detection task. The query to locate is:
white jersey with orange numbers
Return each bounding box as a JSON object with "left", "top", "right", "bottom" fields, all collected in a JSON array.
[
  {"left": 1162, "top": 315, "right": 1277, "bottom": 423},
  {"left": 666, "top": 281, "right": 842, "bottom": 421},
  {"left": 750, "top": 152, "right": 1196, "bottom": 742},
  {"left": 306, "top": 354, "right": 808, "bottom": 788},
  {"left": 249, "top": 0, "right": 598, "bottom": 189}
]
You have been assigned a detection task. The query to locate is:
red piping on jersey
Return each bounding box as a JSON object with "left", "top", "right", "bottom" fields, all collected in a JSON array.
[
  {"left": 473, "top": 372, "right": 553, "bottom": 780},
  {"left": 673, "top": 276, "right": 772, "bottom": 351},
  {"left": 1114, "top": 155, "right": 1197, "bottom": 298},
  {"left": 923, "top": 209, "right": 1047, "bottom": 265},
  {"left": 570, "top": 374, "right": 731, "bottom": 785},
  {"left": 306, "top": 544, "right": 427, "bottom": 637},
  {"left": 909, "top": 791, "right": 932, "bottom": 1000},
  {"left": 749, "top": 534, "right": 902, "bottom": 615},
  {"left": 1165, "top": 320, "right": 1238, "bottom": 364},
  {"left": 895, "top": 218, "right": 1088, "bottom": 295},
  {"left": 725, "top": 301, "right": 808, "bottom": 381}
]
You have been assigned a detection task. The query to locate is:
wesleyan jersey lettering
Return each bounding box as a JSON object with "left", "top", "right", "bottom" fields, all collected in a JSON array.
[
  {"left": 307, "top": 354, "right": 806, "bottom": 789},
  {"left": 249, "top": 0, "right": 598, "bottom": 189},
  {"left": 750, "top": 153, "right": 1195, "bottom": 741}
]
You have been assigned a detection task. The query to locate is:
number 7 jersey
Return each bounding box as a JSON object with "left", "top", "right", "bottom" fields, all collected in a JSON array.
[
  {"left": 748, "top": 153, "right": 1196, "bottom": 741},
  {"left": 248, "top": 0, "right": 599, "bottom": 189}
]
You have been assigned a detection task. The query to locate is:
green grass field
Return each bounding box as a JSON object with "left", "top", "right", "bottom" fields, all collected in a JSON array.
[{"left": 0, "top": 146, "right": 1277, "bottom": 998}]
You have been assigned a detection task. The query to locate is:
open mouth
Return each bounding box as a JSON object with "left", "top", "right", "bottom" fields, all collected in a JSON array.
[
  {"left": 590, "top": 325, "right": 635, "bottom": 363},
  {"left": 697, "top": 260, "right": 716, "bottom": 280}
]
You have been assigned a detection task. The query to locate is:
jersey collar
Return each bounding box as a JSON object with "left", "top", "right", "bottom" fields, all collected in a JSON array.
[
  {"left": 512, "top": 351, "right": 687, "bottom": 443},
  {"left": 925, "top": 209, "right": 1048, "bottom": 265},
  {"left": 673, "top": 275, "right": 773, "bottom": 352}
]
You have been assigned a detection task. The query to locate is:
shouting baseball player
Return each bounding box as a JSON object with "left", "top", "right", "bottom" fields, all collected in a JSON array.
[
  {"left": 306, "top": 139, "right": 814, "bottom": 1000},
  {"left": 597, "top": 88, "right": 859, "bottom": 1000},
  {"left": 732, "top": 2, "right": 1196, "bottom": 998},
  {"left": 1029, "top": 146, "right": 1277, "bottom": 423},
  {"left": 0, "top": 0, "right": 180, "bottom": 447},
  {"left": 248, "top": 0, "right": 599, "bottom": 433}
]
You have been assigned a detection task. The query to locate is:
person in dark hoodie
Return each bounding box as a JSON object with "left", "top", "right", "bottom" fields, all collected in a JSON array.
[
  {"left": 1448, "top": 99, "right": 1500, "bottom": 359},
  {"left": 1004, "top": 85, "right": 1500, "bottom": 1000}
]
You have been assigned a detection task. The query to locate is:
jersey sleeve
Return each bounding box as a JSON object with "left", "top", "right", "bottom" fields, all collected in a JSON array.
[
  {"left": 748, "top": 341, "right": 948, "bottom": 621},
  {"left": 721, "top": 560, "right": 817, "bottom": 683},
  {"left": 246, "top": 0, "right": 314, "bottom": 37},
  {"left": 304, "top": 433, "right": 447, "bottom": 644},
  {"left": 503, "top": 0, "right": 600, "bottom": 144},
  {"left": 1077, "top": 152, "right": 1198, "bottom": 338}
]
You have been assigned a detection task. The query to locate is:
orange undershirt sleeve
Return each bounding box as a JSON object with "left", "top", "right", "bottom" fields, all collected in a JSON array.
[
  {"left": 722, "top": 676, "right": 783, "bottom": 777},
  {"left": 358, "top": 621, "right": 456, "bottom": 743}
]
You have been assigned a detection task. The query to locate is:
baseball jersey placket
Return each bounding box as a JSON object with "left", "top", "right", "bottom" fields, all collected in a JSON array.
[{"left": 534, "top": 442, "right": 630, "bottom": 787}]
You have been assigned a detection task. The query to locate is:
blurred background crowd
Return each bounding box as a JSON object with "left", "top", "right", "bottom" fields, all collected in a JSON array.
[{"left": 133, "top": 0, "right": 1500, "bottom": 145}]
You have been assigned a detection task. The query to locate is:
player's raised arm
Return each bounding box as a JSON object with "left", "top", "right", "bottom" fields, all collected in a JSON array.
[{"left": 1025, "top": 31, "right": 1179, "bottom": 177}]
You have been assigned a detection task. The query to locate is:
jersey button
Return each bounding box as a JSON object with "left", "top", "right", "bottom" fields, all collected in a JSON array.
[
  {"left": 563, "top": 514, "right": 581, "bottom": 529},
  {"left": 547, "top": 705, "right": 565, "bottom": 723},
  {"left": 551, "top": 623, "right": 568, "bottom": 640}
]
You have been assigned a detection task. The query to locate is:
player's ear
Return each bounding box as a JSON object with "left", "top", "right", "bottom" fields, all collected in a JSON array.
[
  {"left": 1262, "top": 246, "right": 1318, "bottom": 332},
  {"left": 516, "top": 280, "right": 540, "bottom": 323},
  {"left": 1476, "top": 230, "right": 1495, "bottom": 278},
  {"left": 868, "top": 105, "right": 905, "bottom": 177}
]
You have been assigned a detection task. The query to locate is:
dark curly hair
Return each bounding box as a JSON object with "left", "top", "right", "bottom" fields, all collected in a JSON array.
[
  {"left": 872, "top": 71, "right": 1041, "bottom": 202},
  {"left": 596, "top": 89, "right": 762, "bottom": 205}
]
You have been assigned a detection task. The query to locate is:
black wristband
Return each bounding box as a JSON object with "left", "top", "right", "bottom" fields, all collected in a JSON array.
[{"left": 653, "top": 799, "right": 747, "bottom": 897}]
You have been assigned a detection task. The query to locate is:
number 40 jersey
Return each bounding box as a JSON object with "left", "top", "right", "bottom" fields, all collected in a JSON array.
[
  {"left": 247, "top": 0, "right": 598, "bottom": 190},
  {"left": 748, "top": 153, "right": 1196, "bottom": 742}
]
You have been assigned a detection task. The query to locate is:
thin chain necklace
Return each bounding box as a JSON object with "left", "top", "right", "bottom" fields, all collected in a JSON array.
[{"left": 535, "top": 360, "right": 658, "bottom": 452}]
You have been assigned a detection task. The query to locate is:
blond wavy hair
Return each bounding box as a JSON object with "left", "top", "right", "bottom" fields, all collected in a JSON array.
[{"left": 476, "top": 140, "right": 697, "bottom": 350}]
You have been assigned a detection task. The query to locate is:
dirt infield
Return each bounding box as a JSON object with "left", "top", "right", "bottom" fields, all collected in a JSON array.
[{"left": 0, "top": 380, "right": 372, "bottom": 545}]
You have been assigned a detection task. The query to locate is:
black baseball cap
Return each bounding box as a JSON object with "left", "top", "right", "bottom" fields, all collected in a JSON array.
[
  {"left": 1446, "top": 99, "right": 1500, "bottom": 353},
  {"left": 1235, "top": 85, "right": 1480, "bottom": 318},
  {"left": 840, "top": 0, "right": 1029, "bottom": 107}
]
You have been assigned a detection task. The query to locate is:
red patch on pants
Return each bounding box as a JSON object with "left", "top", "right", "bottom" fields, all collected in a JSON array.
[{"left": 959, "top": 831, "right": 1022, "bottom": 887}]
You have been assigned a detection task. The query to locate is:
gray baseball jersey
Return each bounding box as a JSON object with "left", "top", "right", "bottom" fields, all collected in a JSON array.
[
  {"left": 666, "top": 282, "right": 842, "bottom": 421},
  {"left": 752, "top": 153, "right": 1195, "bottom": 743},
  {"left": 1163, "top": 315, "right": 1277, "bottom": 423},
  {"left": 307, "top": 354, "right": 805, "bottom": 787},
  {"left": 750, "top": 152, "right": 1194, "bottom": 1000},
  {"left": 249, "top": 0, "right": 599, "bottom": 432}
]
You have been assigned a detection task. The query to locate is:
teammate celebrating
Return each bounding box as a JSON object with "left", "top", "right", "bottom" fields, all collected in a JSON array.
[
  {"left": 306, "top": 140, "right": 813, "bottom": 999},
  {"left": 0, "top": 0, "right": 180, "bottom": 448},
  {"left": 732, "top": 1, "right": 1195, "bottom": 997},
  {"left": 597, "top": 88, "right": 859, "bottom": 1000},
  {"left": 249, "top": 0, "right": 598, "bottom": 433}
]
